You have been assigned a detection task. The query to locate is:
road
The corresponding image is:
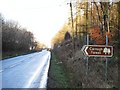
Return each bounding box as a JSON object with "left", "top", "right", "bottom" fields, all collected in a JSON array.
[{"left": 0, "top": 50, "right": 51, "bottom": 88}]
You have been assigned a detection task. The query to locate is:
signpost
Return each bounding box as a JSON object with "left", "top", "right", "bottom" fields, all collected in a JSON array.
[
  {"left": 81, "top": 43, "right": 113, "bottom": 82},
  {"left": 81, "top": 45, "right": 113, "bottom": 57}
]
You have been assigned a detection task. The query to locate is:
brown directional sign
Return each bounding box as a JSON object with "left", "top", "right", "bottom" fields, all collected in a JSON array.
[{"left": 81, "top": 45, "right": 113, "bottom": 57}]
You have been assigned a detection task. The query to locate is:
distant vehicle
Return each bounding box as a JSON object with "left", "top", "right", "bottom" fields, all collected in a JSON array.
[{"left": 47, "top": 48, "right": 52, "bottom": 51}]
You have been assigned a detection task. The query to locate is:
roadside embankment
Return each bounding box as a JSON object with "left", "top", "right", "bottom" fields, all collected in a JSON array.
[
  {"left": 52, "top": 41, "right": 118, "bottom": 88},
  {"left": 47, "top": 52, "right": 73, "bottom": 88},
  {"left": 2, "top": 50, "right": 40, "bottom": 60}
]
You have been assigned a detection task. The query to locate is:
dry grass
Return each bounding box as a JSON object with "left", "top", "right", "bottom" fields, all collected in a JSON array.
[{"left": 54, "top": 41, "right": 119, "bottom": 88}]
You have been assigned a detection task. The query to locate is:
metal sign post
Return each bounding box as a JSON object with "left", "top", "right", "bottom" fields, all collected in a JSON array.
[
  {"left": 81, "top": 35, "right": 113, "bottom": 84},
  {"left": 105, "top": 35, "right": 108, "bottom": 82},
  {"left": 86, "top": 34, "right": 89, "bottom": 75}
]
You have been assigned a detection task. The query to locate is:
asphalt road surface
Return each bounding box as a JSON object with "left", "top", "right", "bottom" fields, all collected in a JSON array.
[{"left": 0, "top": 50, "right": 51, "bottom": 88}]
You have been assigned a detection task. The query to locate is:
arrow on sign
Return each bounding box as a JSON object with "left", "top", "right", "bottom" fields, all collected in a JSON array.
[{"left": 84, "top": 46, "right": 88, "bottom": 55}]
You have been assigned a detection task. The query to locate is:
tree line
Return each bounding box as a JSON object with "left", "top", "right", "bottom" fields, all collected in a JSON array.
[
  {"left": 52, "top": 1, "right": 120, "bottom": 49},
  {"left": 1, "top": 14, "right": 39, "bottom": 52}
]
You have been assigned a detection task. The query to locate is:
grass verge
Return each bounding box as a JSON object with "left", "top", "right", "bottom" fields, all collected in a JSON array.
[
  {"left": 47, "top": 52, "right": 71, "bottom": 88},
  {"left": 2, "top": 50, "right": 38, "bottom": 60}
]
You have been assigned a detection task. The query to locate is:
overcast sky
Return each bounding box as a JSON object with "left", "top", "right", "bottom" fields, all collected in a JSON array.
[{"left": 0, "top": 0, "right": 70, "bottom": 47}]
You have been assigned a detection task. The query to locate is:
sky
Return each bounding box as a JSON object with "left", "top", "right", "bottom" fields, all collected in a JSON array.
[{"left": 0, "top": 0, "right": 70, "bottom": 48}]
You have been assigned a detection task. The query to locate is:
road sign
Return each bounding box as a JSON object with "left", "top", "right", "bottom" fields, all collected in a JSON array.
[{"left": 81, "top": 45, "right": 113, "bottom": 57}]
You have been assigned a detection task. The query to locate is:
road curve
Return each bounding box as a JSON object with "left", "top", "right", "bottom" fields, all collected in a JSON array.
[{"left": 0, "top": 50, "right": 51, "bottom": 88}]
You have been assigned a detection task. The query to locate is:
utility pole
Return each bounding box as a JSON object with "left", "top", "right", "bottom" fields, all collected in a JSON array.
[{"left": 70, "top": 2, "right": 75, "bottom": 52}]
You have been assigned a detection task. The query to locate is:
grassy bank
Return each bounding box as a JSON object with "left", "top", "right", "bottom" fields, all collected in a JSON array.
[
  {"left": 47, "top": 52, "right": 71, "bottom": 88},
  {"left": 2, "top": 50, "right": 38, "bottom": 60}
]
